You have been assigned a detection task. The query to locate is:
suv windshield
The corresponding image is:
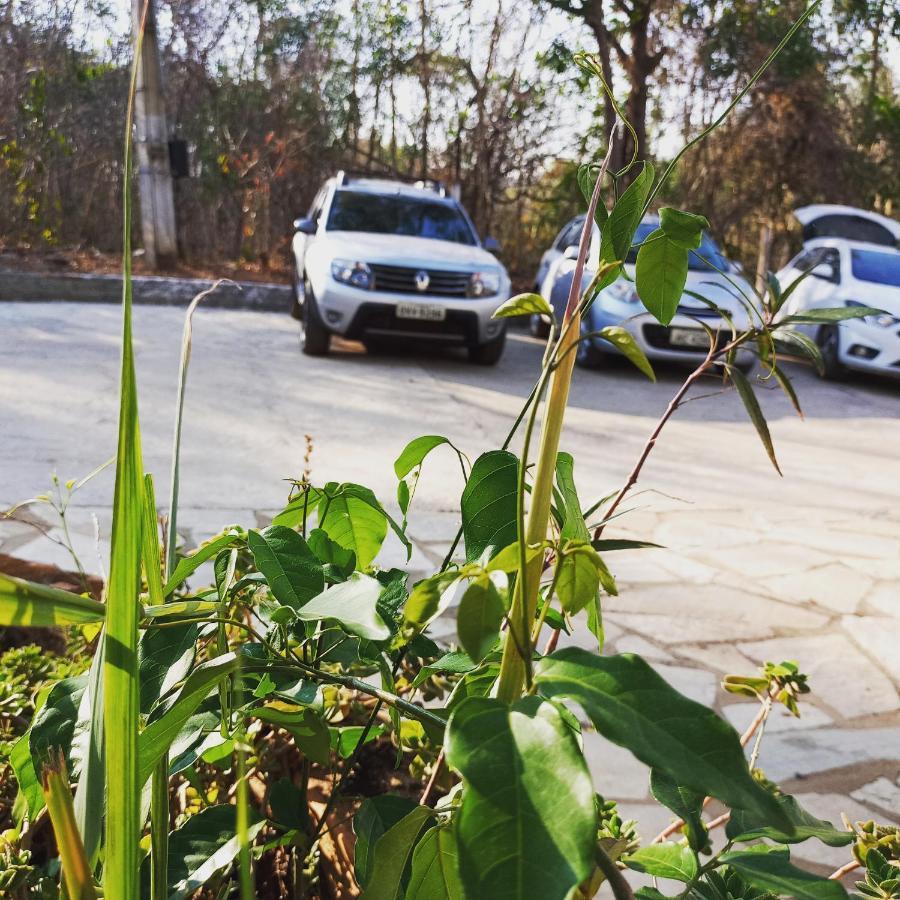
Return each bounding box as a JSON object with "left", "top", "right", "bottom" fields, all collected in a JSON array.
[
  {"left": 327, "top": 191, "right": 476, "bottom": 245},
  {"left": 851, "top": 249, "right": 900, "bottom": 287},
  {"left": 627, "top": 223, "right": 730, "bottom": 272}
]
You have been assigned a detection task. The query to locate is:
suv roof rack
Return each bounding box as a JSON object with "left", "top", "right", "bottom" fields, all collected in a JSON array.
[{"left": 334, "top": 169, "right": 447, "bottom": 198}]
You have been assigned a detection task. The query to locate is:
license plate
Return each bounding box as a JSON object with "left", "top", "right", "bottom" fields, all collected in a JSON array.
[
  {"left": 396, "top": 303, "right": 446, "bottom": 322},
  {"left": 669, "top": 327, "right": 709, "bottom": 349}
]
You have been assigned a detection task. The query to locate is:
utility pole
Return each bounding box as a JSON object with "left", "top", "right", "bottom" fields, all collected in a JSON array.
[{"left": 133, "top": 0, "right": 177, "bottom": 270}]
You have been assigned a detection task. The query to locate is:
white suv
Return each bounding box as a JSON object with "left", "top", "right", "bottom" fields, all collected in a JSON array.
[{"left": 290, "top": 173, "right": 510, "bottom": 364}]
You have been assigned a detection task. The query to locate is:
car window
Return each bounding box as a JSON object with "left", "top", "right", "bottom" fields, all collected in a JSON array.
[
  {"left": 850, "top": 249, "right": 900, "bottom": 287},
  {"left": 555, "top": 218, "right": 584, "bottom": 251},
  {"left": 795, "top": 248, "right": 825, "bottom": 272},
  {"left": 326, "top": 191, "right": 476, "bottom": 245},
  {"left": 309, "top": 187, "right": 327, "bottom": 223},
  {"left": 626, "top": 223, "right": 730, "bottom": 272}
]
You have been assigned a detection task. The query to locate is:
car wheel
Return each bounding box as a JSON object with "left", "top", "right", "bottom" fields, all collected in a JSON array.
[
  {"left": 575, "top": 328, "right": 606, "bottom": 369},
  {"left": 468, "top": 332, "right": 506, "bottom": 366},
  {"left": 290, "top": 263, "right": 304, "bottom": 319},
  {"left": 302, "top": 285, "right": 330, "bottom": 356},
  {"left": 817, "top": 325, "right": 845, "bottom": 380},
  {"left": 529, "top": 313, "right": 551, "bottom": 339}
]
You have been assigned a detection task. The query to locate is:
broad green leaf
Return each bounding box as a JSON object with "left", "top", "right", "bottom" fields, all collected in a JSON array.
[
  {"left": 406, "top": 825, "right": 464, "bottom": 900},
  {"left": 297, "top": 573, "right": 390, "bottom": 641},
  {"left": 555, "top": 453, "right": 589, "bottom": 542},
  {"left": 659, "top": 207, "right": 709, "bottom": 250},
  {"left": 556, "top": 546, "right": 601, "bottom": 614},
  {"left": 402, "top": 571, "right": 458, "bottom": 635},
  {"left": 726, "top": 793, "right": 854, "bottom": 847},
  {"left": 159, "top": 804, "right": 265, "bottom": 900},
  {"left": 461, "top": 451, "right": 518, "bottom": 562},
  {"left": 782, "top": 305, "right": 885, "bottom": 324},
  {"left": 719, "top": 849, "right": 848, "bottom": 899},
  {"left": 635, "top": 229, "right": 688, "bottom": 325},
  {"left": 247, "top": 526, "right": 324, "bottom": 609},
  {"left": 624, "top": 842, "right": 698, "bottom": 882},
  {"left": 445, "top": 695, "right": 596, "bottom": 900},
  {"left": 269, "top": 777, "right": 308, "bottom": 830},
  {"left": 534, "top": 649, "right": 788, "bottom": 829},
  {"left": 395, "top": 435, "right": 456, "bottom": 478},
  {"left": 411, "top": 650, "right": 476, "bottom": 688},
  {"left": 0, "top": 573, "right": 105, "bottom": 627},
  {"left": 253, "top": 706, "right": 331, "bottom": 765},
  {"left": 363, "top": 806, "right": 433, "bottom": 900},
  {"left": 29, "top": 676, "right": 86, "bottom": 772},
  {"left": 10, "top": 731, "right": 43, "bottom": 820},
  {"left": 354, "top": 795, "right": 420, "bottom": 889},
  {"left": 486, "top": 540, "right": 546, "bottom": 573},
  {"left": 163, "top": 530, "right": 244, "bottom": 596},
  {"left": 600, "top": 161, "right": 654, "bottom": 274},
  {"left": 730, "top": 368, "right": 782, "bottom": 475},
  {"left": 330, "top": 724, "right": 384, "bottom": 758},
  {"left": 650, "top": 768, "right": 707, "bottom": 852},
  {"left": 598, "top": 326, "right": 656, "bottom": 381},
  {"left": 492, "top": 293, "right": 553, "bottom": 320},
  {"left": 138, "top": 622, "right": 199, "bottom": 714},
  {"left": 142, "top": 599, "right": 219, "bottom": 619},
  {"left": 270, "top": 487, "right": 325, "bottom": 528},
  {"left": 139, "top": 653, "right": 242, "bottom": 787},
  {"left": 457, "top": 578, "right": 505, "bottom": 663}
]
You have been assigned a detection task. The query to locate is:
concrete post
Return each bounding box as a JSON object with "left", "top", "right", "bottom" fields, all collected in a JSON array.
[{"left": 133, "top": 0, "right": 177, "bottom": 270}]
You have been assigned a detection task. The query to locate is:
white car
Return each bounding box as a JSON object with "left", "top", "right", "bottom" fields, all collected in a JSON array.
[
  {"left": 776, "top": 205, "right": 900, "bottom": 379},
  {"left": 290, "top": 172, "right": 510, "bottom": 364},
  {"left": 538, "top": 215, "right": 755, "bottom": 370}
]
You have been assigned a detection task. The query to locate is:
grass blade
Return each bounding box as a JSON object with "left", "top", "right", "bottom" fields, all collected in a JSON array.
[{"left": 0, "top": 573, "right": 105, "bottom": 626}]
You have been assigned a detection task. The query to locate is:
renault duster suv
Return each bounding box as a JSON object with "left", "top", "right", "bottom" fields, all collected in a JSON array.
[{"left": 290, "top": 173, "right": 510, "bottom": 364}]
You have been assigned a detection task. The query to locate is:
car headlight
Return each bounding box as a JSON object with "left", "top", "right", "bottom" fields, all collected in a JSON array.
[
  {"left": 846, "top": 299, "right": 898, "bottom": 328},
  {"left": 331, "top": 259, "right": 373, "bottom": 290},
  {"left": 468, "top": 270, "right": 501, "bottom": 297},
  {"left": 607, "top": 279, "right": 640, "bottom": 304}
]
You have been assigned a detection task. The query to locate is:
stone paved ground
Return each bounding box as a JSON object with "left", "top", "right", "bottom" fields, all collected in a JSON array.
[{"left": 1, "top": 303, "right": 898, "bottom": 888}]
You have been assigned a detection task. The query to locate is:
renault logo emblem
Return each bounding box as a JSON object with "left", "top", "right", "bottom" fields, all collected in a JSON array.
[{"left": 414, "top": 270, "right": 430, "bottom": 292}]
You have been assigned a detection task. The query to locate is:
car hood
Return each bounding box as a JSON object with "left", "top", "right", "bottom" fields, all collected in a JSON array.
[
  {"left": 845, "top": 279, "right": 900, "bottom": 314},
  {"left": 319, "top": 232, "right": 505, "bottom": 273}
]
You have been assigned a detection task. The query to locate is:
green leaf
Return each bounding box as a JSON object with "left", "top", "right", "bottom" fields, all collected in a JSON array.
[
  {"left": 307, "top": 527, "right": 356, "bottom": 578},
  {"left": 592, "top": 539, "right": 663, "bottom": 551},
  {"left": 625, "top": 843, "right": 698, "bottom": 882},
  {"left": 406, "top": 825, "right": 464, "bottom": 900},
  {"left": 730, "top": 368, "right": 782, "bottom": 475},
  {"left": 10, "top": 732, "right": 43, "bottom": 820},
  {"left": 461, "top": 451, "right": 518, "bottom": 562},
  {"left": 457, "top": 578, "right": 505, "bottom": 663},
  {"left": 362, "top": 806, "right": 433, "bottom": 900},
  {"left": 394, "top": 435, "right": 454, "bottom": 478},
  {"left": 659, "top": 207, "right": 709, "bottom": 250},
  {"left": 486, "top": 540, "right": 546, "bottom": 573},
  {"left": 445, "top": 695, "right": 596, "bottom": 900},
  {"left": 252, "top": 706, "right": 331, "bottom": 765},
  {"left": 650, "top": 768, "right": 708, "bottom": 852},
  {"left": 162, "top": 530, "right": 243, "bottom": 596},
  {"left": 331, "top": 724, "right": 383, "bottom": 758},
  {"left": 0, "top": 573, "right": 105, "bottom": 627},
  {"left": 556, "top": 546, "right": 601, "bottom": 614},
  {"left": 577, "top": 164, "right": 607, "bottom": 228},
  {"left": 771, "top": 363, "right": 803, "bottom": 419},
  {"left": 354, "top": 795, "right": 420, "bottom": 890},
  {"left": 30, "top": 676, "right": 86, "bottom": 771},
  {"left": 492, "top": 293, "right": 554, "bottom": 320},
  {"left": 72, "top": 643, "right": 105, "bottom": 865},
  {"left": 270, "top": 487, "right": 325, "bottom": 528},
  {"left": 534, "top": 649, "right": 789, "bottom": 830},
  {"left": 138, "top": 623, "right": 198, "bottom": 715},
  {"left": 142, "top": 600, "right": 219, "bottom": 620},
  {"left": 160, "top": 804, "right": 265, "bottom": 900},
  {"left": 268, "top": 777, "right": 308, "bottom": 830},
  {"left": 719, "top": 849, "right": 848, "bottom": 899},
  {"left": 402, "top": 571, "right": 458, "bottom": 635},
  {"left": 296, "top": 573, "right": 390, "bottom": 641},
  {"left": 600, "top": 161, "right": 654, "bottom": 274},
  {"left": 635, "top": 229, "right": 689, "bottom": 325},
  {"left": 726, "top": 793, "right": 854, "bottom": 847},
  {"left": 773, "top": 329, "right": 825, "bottom": 375},
  {"left": 555, "top": 453, "right": 589, "bottom": 542},
  {"left": 598, "top": 326, "right": 656, "bottom": 381},
  {"left": 411, "top": 650, "right": 476, "bottom": 688},
  {"left": 248, "top": 526, "right": 324, "bottom": 609},
  {"left": 782, "top": 305, "right": 885, "bottom": 324}
]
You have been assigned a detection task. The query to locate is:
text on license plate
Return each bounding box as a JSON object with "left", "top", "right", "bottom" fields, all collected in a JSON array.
[
  {"left": 396, "top": 303, "right": 446, "bottom": 322},
  {"left": 668, "top": 327, "right": 709, "bottom": 349}
]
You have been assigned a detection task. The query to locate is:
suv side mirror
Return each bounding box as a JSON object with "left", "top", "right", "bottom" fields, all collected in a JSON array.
[
  {"left": 810, "top": 262, "right": 836, "bottom": 282},
  {"left": 483, "top": 236, "right": 501, "bottom": 253},
  {"left": 563, "top": 245, "right": 579, "bottom": 260},
  {"left": 294, "top": 217, "right": 317, "bottom": 236}
]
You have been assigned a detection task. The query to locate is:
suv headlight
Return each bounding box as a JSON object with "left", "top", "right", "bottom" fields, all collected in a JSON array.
[
  {"left": 607, "top": 279, "right": 640, "bottom": 304},
  {"left": 468, "top": 270, "right": 501, "bottom": 297},
  {"left": 332, "top": 259, "right": 373, "bottom": 290},
  {"left": 846, "top": 299, "right": 898, "bottom": 328}
]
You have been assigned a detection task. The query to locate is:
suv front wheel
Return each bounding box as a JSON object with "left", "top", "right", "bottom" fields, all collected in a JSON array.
[
  {"left": 302, "top": 285, "right": 331, "bottom": 356},
  {"left": 468, "top": 332, "right": 505, "bottom": 366}
]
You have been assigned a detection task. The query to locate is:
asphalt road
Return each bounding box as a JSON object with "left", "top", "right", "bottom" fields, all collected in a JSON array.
[{"left": 1, "top": 302, "right": 898, "bottom": 878}]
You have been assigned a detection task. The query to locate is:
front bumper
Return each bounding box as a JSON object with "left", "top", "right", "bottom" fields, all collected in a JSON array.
[
  {"left": 313, "top": 279, "right": 507, "bottom": 345},
  {"left": 835, "top": 318, "right": 900, "bottom": 378}
]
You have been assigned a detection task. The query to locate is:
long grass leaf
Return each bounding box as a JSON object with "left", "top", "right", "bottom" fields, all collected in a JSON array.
[{"left": 0, "top": 573, "right": 105, "bottom": 626}]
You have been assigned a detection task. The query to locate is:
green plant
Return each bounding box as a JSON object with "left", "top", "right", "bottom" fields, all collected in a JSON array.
[{"left": 0, "top": 3, "right": 888, "bottom": 897}]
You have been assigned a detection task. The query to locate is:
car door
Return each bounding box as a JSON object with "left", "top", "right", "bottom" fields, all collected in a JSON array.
[{"left": 294, "top": 186, "right": 329, "bottom": 279}]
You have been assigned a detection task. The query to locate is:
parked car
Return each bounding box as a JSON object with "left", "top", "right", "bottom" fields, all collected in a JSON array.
[
  {"left": 290, "top": 172, "right": 510, "bottom": 364},
  {"left": 529, "top": 215, "right": 586, "bottom": 336},
  {"left": 776, "top": 205, "right": 900, "bottom": 380},
  {"left": 538, "top": 215, "right": 755, "bottom": 370}
]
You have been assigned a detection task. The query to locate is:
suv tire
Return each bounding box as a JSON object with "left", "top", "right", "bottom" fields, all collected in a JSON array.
[
  {"left": 468, "top": 333, "right": 505, "bottom": 366},
  {"left": 575, "top": 328, "right": 607, "bottom": 369},
  {"left": 289, "top": 263, "right": 303, "bottom": 319},
  {"left": 302, "top": 286, "right": 331, "bottom": 356}
]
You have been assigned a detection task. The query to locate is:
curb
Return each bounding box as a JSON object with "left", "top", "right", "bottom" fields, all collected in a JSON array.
[{"left": 0, "top": 270, "right": 292, "bottom": 312}]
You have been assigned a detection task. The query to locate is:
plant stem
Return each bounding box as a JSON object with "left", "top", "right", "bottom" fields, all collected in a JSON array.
[
  {"left": 828, "top": 859, "right": 861, "bottom": 880},
  {"left": 149, "top": 760, "right": 169, "bottom": 900},
  {"left": 595, "top": 845, "right": 634, "bottom": 900},
  {"left": 420, "top": 748, "right": 445, "bottom": 806}
]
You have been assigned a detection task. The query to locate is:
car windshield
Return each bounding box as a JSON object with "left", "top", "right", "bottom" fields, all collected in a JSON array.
[
  {"left": 327, "top": 191, "right": 476, "bottom": 245},
  {"left": 627, "top": 223, "right": 730, "bottom": 272},
  {"left": 850, "top": 249, "right": 900, "bottom": 287}
]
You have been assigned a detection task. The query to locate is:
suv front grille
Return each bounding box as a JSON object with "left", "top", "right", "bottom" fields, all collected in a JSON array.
[{"left": 370, "top": 264, "right": 471, "bottom": 297}]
